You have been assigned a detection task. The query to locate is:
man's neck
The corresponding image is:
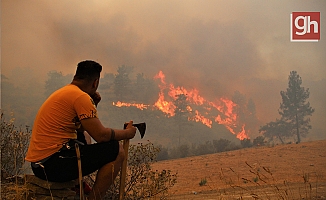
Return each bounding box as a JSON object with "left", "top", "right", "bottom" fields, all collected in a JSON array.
[{"left": 71, "top": 80, "right": 89, "bottom": 94}]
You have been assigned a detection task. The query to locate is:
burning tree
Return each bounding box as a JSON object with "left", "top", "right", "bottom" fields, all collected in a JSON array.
[
  {"left": 232, "top": 91, "right": 259, "bottom": 138},
  {"left": 174, "top": 94, "right": 191, "bottom": 144},
  {"left": 113, "top": 70, "right": 259, "bottom": 141},
  {"left": 260, "top": 71, "right": 314, "bottom": 144}
]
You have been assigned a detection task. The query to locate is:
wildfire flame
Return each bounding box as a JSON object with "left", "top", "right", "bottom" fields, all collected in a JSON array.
[
  {"left": 113, "top": 101, "right": 149, "bottom": 110},
  {"left": 189, "top": 110, "right": 213, "bottom": 128},
  {"left": 113, "top": 70, "right": 249, "bottom": 140}
]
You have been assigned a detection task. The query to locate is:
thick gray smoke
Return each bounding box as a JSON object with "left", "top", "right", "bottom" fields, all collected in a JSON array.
[{"left": 2, "top": 0, "right": 326, "bottom": 139}]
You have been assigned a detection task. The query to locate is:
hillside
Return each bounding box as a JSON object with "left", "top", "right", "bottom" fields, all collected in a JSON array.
[{"left": 152, "top": 140, "right": 326, "bottom": 199}]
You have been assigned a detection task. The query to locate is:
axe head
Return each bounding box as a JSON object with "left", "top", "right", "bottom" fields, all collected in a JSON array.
[{"left": 123, "top": 122, "right": 146, "bottom": 139}]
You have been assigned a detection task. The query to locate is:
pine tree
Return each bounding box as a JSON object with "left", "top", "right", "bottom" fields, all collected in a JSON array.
[{"left": 278, "top": 71, "right": 314, "bottom": 143}]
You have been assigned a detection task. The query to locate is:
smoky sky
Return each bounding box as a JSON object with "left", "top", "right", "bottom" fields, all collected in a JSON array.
[{"left": 2, "top": 0, "right": 326, "bottom": 136}]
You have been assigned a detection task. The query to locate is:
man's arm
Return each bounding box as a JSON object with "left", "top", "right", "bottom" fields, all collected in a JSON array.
[{"left": 80, "top": 118, "right": 136, "bottom": 143}]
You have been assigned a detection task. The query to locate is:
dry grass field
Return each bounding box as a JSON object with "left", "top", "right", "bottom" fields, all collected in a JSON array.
[
  {"left": 152, "top": 140, "right": 326, "bottom": 199},
  {"left": 1, "top": 140, "right": 325, "bottom": 199}
]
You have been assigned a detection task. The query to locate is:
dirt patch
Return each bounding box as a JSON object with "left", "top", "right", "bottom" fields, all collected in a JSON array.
[{"left": 152, "top": 140, "right": 326, "bottom": 199}]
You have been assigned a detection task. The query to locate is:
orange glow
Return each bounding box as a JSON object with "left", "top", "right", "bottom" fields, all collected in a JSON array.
[
  {"left": 189, "top": 110, "right": 213, "bottom": 128},
  {"left": 154, "top": 70, "right": 166, "bottom": 85},
  {"left": 112, "top": 101, "right": 149, "bottom": 110},
  {"left": 236, "top": 125, "right": 248, "bottom": 140},
  {"left": 154, "top": 92, "right": 176, "bottom": 116},
  {"left": 113, "top": 70, "right": 250, "bottom": 140}
]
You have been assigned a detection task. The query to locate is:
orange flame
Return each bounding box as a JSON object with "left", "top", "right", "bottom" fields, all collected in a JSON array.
[
  {"left": 237, "top": 125, "right": 248, "bottom": 140},
  {"left": 154, "top": 92, "right": 176, "bottom": 116},
  {"left": 189, "top": 110, "right": 213, "bottom": 128},
  {"left": 113, "top": 70, "right": 250, "bottom": 140},
  {"left": 113, "top": 101, "right": 149, "bottom": 110}
]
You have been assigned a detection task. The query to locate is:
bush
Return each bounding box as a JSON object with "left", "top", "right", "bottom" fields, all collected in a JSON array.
[
  {"left": 225, "top": 142, "right": 241, "bottom": 151},
  {"left": 213, "top": 139, "right": 231, "bottom": 153},
  {"left": 169, "top": 144, "right": 190, "bottom": 159},
  {"left": 178, "top": 144, "right": 190, "bottom": 158},
  {"left": 199, "top": 177, "right": 207, "bottom": 186},
  {"left": 253, "top": 136, "right": 265, "bottom": 146},
  {"left": 0, "top": 112, "right": 30, "bottom": 179},
  {"left": 195, "top": 141, "right": 214, "bottom": 156},
  {"left": 156, "top": 145, "right": 169, "bottom": 161},
  {"left": 97, "top": 142, "right": 177, "bottom": 199},
  {"left": 240, "top": 138, "right": 252, "bottom": 148}
]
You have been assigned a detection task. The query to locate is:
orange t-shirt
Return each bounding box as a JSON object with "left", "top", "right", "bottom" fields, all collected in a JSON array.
[{"left": 25, "top": 84, "right": 98, "bottom": 162}]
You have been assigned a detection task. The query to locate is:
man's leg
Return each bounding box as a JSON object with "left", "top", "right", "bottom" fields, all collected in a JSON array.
[
  {"left": 88, "top": 143, "right": 125, "bottom": 200},
  {"left": 31, "top": 140, "right": 121, "bottom": 198}
]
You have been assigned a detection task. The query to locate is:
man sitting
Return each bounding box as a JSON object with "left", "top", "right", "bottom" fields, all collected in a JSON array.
[{"left": 25, "top": 60, "right": 136, "bottom": 200}]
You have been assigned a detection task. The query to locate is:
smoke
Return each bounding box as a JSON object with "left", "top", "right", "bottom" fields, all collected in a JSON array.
[{"left": 2, "top": 0, "right": 326, "bottom": 138}]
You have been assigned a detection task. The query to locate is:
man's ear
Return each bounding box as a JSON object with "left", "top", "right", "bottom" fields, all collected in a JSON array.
[{"left": 92, "top": 78, "right": 99, "bottom": 89}]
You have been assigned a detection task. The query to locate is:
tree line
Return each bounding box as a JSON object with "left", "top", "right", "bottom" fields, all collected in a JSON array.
[
  {"left": 1, "top": 67, "right": 314, "bottom": 155},
  {"left": 156, "top": 136, "right": 266, "bottom": 161},
  {"left": 41, "top": 68, "right": 318, "bottom": 145}
]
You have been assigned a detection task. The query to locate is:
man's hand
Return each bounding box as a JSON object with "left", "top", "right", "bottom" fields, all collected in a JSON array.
[
  {"left": 91, "top": 92, "right": 101, "bottom": 107},
  {"left": 80, "top": 118, "right": 137, "bottom": 142},
  {"left": 125, "top": 120, "right": 137, "bottom": 139}
]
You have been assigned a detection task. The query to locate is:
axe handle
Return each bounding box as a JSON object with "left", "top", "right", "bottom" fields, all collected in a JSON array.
[
  {"left": 75, "top": 143, "right": 84, "bottom": 200},
  {"left": 119, "top": 139, "right": 130, "bottom": 200}
]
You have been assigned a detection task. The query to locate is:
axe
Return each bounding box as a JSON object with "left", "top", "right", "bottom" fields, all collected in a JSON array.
[{"left": 119, "top": 122, "right": 146, "bottom": 200}]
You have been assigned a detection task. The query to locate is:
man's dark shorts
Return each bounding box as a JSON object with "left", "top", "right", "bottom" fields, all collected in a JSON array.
[{"left": 31, "top": 140, "right": 119, "bottom": 182}]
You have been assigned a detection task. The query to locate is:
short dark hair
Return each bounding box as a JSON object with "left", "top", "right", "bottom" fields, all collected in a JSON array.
[{"left": 74, "top": 60, "right": 102, "bottom": 81}]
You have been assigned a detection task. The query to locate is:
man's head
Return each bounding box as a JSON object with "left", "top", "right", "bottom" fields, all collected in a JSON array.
[
  {"left": 73, "top": 60, "right": 102, "bottom": 95},
  {"left": 74, "top": 60, "right": 102, "bottom": 81}
]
